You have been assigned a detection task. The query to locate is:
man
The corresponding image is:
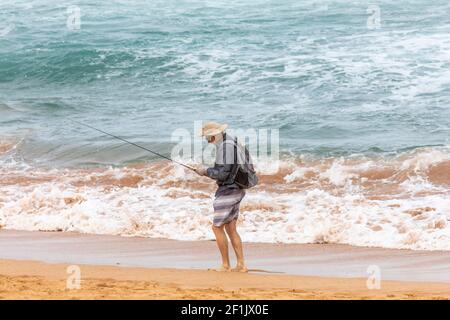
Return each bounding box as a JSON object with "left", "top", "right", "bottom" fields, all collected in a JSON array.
[{"left": 195, "top": 121, "right": 248, "bottom": 273}]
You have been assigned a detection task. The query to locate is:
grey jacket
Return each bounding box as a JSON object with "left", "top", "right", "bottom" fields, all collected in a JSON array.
[{"left": 206, "top": 133, "right": 243, "bottom": 186}]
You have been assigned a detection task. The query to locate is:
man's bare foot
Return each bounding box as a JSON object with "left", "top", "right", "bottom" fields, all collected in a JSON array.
[
  {"left": 208, "top": 266, "right": 231, "bottom": 272},
  {"left": 232, "top": 265, "right": 248, "bottom": 273}
]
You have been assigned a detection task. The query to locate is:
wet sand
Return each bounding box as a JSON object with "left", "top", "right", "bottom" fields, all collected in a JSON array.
[
  {"left": 0, "top": 230, "right": 449, "bottom": 299},
  {"left": 0, "top": 230, "right": 449, "bottom": 282},
  {"left": 1, "top": 259, "right": 450, "bottom": 300}
]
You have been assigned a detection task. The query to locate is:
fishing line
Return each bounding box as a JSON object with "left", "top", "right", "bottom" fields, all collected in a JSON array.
[{"left": 69, "top": 120, "right": 197, "bottom": 173}]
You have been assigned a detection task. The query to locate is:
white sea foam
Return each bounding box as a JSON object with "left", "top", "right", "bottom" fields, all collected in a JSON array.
[
  {"left": 1, "top": 147, "right": 449, "bottom": 251},
  {"left": 284, "top": 167, "right": 310, "bottom": 183}
]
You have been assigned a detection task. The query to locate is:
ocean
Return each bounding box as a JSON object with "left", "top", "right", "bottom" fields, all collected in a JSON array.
[{"left": 1, "top": 0, "right": 449, "bottom": 250}]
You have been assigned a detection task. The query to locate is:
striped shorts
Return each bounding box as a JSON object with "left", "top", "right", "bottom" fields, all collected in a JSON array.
[{"left": 213, "top": 185, "right": 246, "bottom": 227}]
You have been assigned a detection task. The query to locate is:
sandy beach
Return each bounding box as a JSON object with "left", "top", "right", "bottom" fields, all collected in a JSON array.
[
  {"left": 1, "top": 0, "right": 450, "bottom": 303},
  {"left": 1, "top": 259, "right": 450, "bottom": 300},
  {"left": 0, "top": 230, "right": 449, "bottom": 300}
]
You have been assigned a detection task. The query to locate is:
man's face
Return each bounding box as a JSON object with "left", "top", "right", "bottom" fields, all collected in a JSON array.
[
  {"left": 206, "top": 135, "right": 215, "bottom": 144},
  {"left": 206, "top": 133, "right": 221, "bottom": 144}
]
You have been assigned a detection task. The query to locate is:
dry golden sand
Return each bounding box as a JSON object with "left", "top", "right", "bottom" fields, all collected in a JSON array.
[{"left": 0, "top": 259, "right": 449, "bottom": 300}]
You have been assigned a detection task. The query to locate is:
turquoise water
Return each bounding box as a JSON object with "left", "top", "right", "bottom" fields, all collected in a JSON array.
[
  {"left": 1, "top": 1, "right": 450, "bottom": 250},
  {"left": 1, "top": 0, "right": 450, "bottom": 166}
]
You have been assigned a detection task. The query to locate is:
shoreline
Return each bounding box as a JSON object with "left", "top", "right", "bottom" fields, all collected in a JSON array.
[
  {"left": 1, "top": 230, "right": 450, "bottom": 283},
  {"left": 1, "top": 230, "right": 449, "bottom": 299},
  {"left": 1, "top": 259, "right": 449, "bottom": 300}
]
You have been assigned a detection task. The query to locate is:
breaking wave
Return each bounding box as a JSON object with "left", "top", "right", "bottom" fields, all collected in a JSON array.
[{"left": 1, "top": 142, "right": 449, "bottom": 251}]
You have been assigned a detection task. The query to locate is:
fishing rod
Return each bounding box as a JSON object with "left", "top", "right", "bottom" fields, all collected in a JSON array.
[{"left": 70, "top": 120, "right": 198, "bottom": 173}]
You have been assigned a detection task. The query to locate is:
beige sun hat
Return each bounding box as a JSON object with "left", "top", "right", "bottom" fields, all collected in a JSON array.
[{"left": 200, "top": 121, "right": 228, "bottom": 137}]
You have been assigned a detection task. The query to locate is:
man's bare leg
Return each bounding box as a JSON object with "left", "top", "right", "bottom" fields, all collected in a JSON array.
[
  {"left": 211, "top": 225, "right": 231, "bottom": 272},
  {"left": 225, "top": 219, "right": 248, "bottom": 272}
]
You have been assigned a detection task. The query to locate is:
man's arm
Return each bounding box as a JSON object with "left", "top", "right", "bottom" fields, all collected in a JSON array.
[
  {"left": 206, "top": 141, "right": 235, "bottom": 181},
  {"left": 206, "top": 163, "right": 234, "bottom": 181}
]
